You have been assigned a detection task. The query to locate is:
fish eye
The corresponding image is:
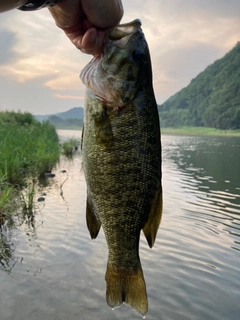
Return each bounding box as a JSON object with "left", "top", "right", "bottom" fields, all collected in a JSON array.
[{"left": 131, "top": 49, "right": 144, "bottom": 61}]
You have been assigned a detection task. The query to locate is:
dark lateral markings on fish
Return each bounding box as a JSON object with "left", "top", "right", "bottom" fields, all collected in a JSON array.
[{"left": 80, "top": 18, "right": 162, "bottom": 317}]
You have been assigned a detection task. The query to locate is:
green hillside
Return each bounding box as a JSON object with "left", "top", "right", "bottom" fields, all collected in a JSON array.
[{"left": 159, "top": 42, "right": 240, "bottom": 130}]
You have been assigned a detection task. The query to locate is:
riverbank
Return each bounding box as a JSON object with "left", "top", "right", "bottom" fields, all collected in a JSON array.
[
  {"left": 53, "top": 124, "right": 240, "bottom": 137},
  {"left": 161, "top": 126, "right": 240, "bottom": 137},
  {"left": 54, "top": 125, "right": 82, "bottom": 131},
  {"left": 0, "top": 111, "right": 60, "bottom": 219}
]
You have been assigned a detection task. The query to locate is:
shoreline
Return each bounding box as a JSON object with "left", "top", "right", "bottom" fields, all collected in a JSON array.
[
  {"left": 161, "top": 127, "right": 240, "bottom": 137},
  {"left": 54, "top": 125, "right": 240, "bottom": 137}
]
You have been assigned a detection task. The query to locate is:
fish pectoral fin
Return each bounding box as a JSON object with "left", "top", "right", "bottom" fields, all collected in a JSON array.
[
  {"left": 142, "top": 186, "right": 163, "bottom": 248},
  {"left": 86, "top": 193, "right": 101, "bottom": 239},
  {"left": 94, "top": 107, "right": 114, "bottom": 145},
  {"left": 105, "top": 263, "right": 148, "bottom": 316}
]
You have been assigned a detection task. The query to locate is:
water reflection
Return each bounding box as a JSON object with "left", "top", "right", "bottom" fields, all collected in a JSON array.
[
  {"left": 1, "top": 131, "right": 240, "bottom": 320},
  {"left": 165, "top": 135, "right": 240, "bottom": 193},
  {"left": 163, "top": 135, "right": 240, "bottom": 251},
  {"left": 0, "top": 223, "right": 18, "bottom": 273},
  {"left": 0, "top": 156, "right": 72, "bottom": 274}
]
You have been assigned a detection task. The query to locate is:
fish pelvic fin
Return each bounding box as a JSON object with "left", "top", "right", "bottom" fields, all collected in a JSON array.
[
  {"left": 143, "top": 186, "right": 163, "bottom": 248},
  {"left": 86, "top": 193, "right": 101, "bottom": 239},
  {"left": 105, "top": 263, "right": 148, "bottom": 316}
]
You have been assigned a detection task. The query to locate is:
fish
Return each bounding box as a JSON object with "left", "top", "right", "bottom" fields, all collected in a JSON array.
[{"left": 80, "top": 19, "right": 162, "bottom": 316}]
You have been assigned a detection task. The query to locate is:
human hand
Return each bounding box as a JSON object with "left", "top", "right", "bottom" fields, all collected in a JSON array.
[{"left": 48, "top": 0, "right": 123, "bottom": 56}]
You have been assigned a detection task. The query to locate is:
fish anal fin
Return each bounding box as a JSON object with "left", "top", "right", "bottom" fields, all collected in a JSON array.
[
  {"left": 143, "top": 186, "right": 163, "bottom": 248},
  {"left": 105, "top": 263, "right": 148, "bottom": 316},
  {"left": 86, "top": 194, "right": 101, "bottom": 239}
]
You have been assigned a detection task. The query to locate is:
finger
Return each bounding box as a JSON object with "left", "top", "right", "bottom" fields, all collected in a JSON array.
[
  {"left": 82, "top": 0, "right": 123, "bottom": 28},
  {"left": 78, "top": 28, "right": 106, "bottom": 56},
  {"left": 48, "top": 0, "right": 84, "bottom": 29}
]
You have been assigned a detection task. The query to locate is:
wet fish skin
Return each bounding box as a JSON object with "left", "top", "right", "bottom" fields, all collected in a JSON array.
[{"left": 80, "top": 19, "right": 162, "bottom": 316}]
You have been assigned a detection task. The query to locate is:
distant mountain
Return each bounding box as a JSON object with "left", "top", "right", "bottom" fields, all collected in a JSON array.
[
  {"left": 35, "top": 107, "right": 84, "bottom": 122},
  {"left": 56, "top": 107, "right": 84, "bottom": 120},
  {"left": 159, "top": 42, "right": 240, "bottom": 130},
  {"left": 48, "top": 115, "right": 83, "bottom": 129}
]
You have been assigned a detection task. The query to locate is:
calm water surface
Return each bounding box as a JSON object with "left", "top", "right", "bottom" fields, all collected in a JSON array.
[{"left": 0, "top": 130, "right": 240, "bottom": 320}]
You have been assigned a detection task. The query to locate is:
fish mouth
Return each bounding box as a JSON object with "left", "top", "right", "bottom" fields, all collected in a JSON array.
[
  {"left": 108, "top": 19, "right": 142, "bottom": 42},
  {"left": 81, "top": 18, "right": 143, "bottom": 86},
  {"left": 80, "top": 19, "right": 143, "bottom": 104}
]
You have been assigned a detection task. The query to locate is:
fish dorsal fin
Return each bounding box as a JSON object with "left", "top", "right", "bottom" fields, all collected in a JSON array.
[{"left": 142, "top": 186, "right": 163, "bottom": 248}]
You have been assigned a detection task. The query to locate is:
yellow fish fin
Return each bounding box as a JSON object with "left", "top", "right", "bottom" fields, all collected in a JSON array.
[
  {"left": 105, "top": 263, "right": 148, "bottom": 316},
  {"left": 142, "top": 186, "right": 163, "bottom": 248},
  {"left": 86, "top": 193, "right": 101, "bottom": 239}
]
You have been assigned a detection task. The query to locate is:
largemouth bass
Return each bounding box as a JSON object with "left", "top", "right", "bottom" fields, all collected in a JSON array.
[{"left": 80, "top": 19, "right": 162, "bottom": 316}]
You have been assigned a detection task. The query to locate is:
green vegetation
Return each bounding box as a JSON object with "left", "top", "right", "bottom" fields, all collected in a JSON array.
[
  {"left": 0, "top": 111, "right": 60, "bottom": 184},
  {"left": 61, "top": 138, "right": 80, "bottom": 157},
  {"left": 0, "top": 175, "right": 16, "bottom": 221},
  {"left": 0, "top": 111, "right": 60, "bottom": 220},
  {"left": 159, "top": 42, "right": 240, "bottom": 130}
]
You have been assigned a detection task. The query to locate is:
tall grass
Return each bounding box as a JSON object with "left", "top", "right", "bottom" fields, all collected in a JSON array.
[
  {"left": 61, "top": 138, "right": 80, "bottom": 157},
  {"left": 0, "top": 114, "right": 60, "bottom": 184},
  {"left": 0, "top": 174, "right": 16, "bottom": 222},
  {"left": 0, "top": 111, "right": 60, "bottom": 218},
  {"left": 18, "top": 179, "right": 37, "bottom": 225}
]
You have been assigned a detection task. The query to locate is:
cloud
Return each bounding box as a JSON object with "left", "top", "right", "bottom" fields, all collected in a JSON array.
[
  {"left": 55, "top": 94, "right": 85, "bottom": 100},
  {"left": 0, "top": 74, "right": 84, "bottom": 115},
  {"left": 152, "top": 42, "right": 225, "bottom": 103},
  {"left": 120, "top": 0, "right": 240, "bottom": 103},
  {"left": 0, "top": 1, "right": 239, "bottom": 113},
  {"left": 0, "top": 9, "right": 89, "bottom": 113},
  {"left": 44, "top": 71, "right": 83, "bottom": 91},
  {"left": 121, "top": 0, "right": 240, "bottom": 51},
  {"left": 121, "top": 0, "right": 240, "bottom": 21},
  {"left": 0, "top": 30, "right": 18, "bottom": 64},
  {"left": 0, "top": 10, "right": 90, "bottom": 83}
]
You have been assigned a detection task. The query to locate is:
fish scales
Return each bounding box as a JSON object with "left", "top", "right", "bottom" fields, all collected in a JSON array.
[{"left": 80, "top": 19, "right": 162, "bottom": 316}]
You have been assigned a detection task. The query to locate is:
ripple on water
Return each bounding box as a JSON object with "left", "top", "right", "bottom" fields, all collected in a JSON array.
[{"left": 1, "top": 133, "right": 240, "bottom": 320}]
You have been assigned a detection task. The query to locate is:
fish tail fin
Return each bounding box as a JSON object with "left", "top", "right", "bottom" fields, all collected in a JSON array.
[{"left": 105, "top": 263, "right": 148, "bottom": 316}]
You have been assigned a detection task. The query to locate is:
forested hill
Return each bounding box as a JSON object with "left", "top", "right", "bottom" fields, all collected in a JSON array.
[{"left": 159, "top": 42, "right": 240, "bottom": 129}]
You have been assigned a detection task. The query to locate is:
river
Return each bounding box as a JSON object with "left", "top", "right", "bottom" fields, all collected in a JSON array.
[{"left": 0, "top": 130, "right": 240, "bottom": 320}]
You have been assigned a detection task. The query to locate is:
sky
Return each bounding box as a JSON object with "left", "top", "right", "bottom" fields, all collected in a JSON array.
[{"left": 0, "top": 0, "right": 239, "bottom": 115}]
